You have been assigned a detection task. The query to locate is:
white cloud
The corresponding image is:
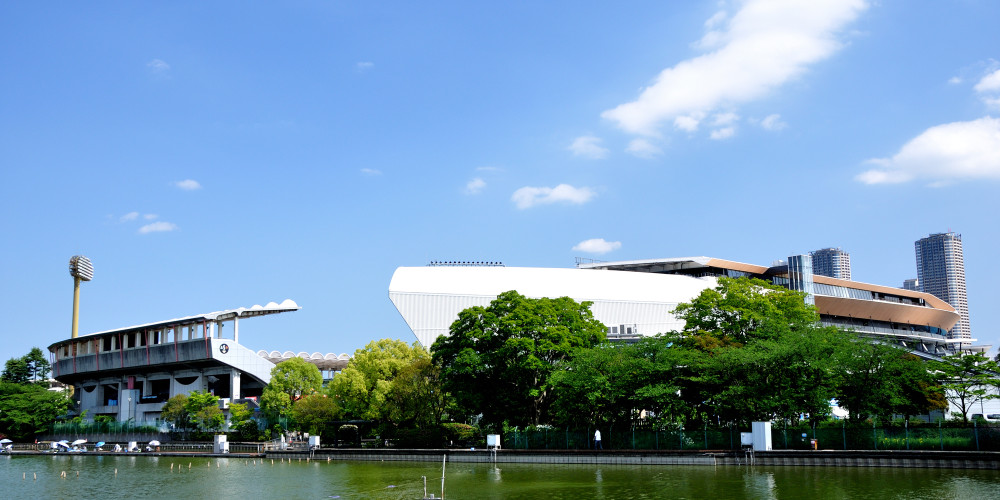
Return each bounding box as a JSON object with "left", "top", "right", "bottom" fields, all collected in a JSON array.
[
  {"left": 760, "top": 113, "right": 787, "bottom": 130},
  {"left": 144, "top": 214, "right": 158, "bottom": 220},
  {"left": 360, "top": 168, "right": 382, "bottom": 176},
  {"left": 174, "top": 179, "right": 201, "bottom": 190},
  {"left": 511, "top": 184, "right": 596, "bottom": 209},
  {"left": 984, "top": 97, "right": 1000, "bottom": 111},
  {"left": 356, "top": 61, "right": 374, "bottom": 72},
  {"left": 673, "top": 113, "right": 703, "bottom": 132},
  {"left": 602, "top": 0, "right": 867, "bottom": 137},
  {"left": 856, "top": 116, "right": 1000, "bottom": 185},
  {"left": 710, "top": 127, "right": 735, "bottom": 140},
  {"left": 626, "top": 138, "right": 663, "bottom": 159},
  {"left": 948, "top": 76, "right": 963, "bottom": 85},
  {"left": 147, "top": 59, "right": 170, "bottom": 73},
  {"left": 465, "top": 178, "right": 486, "bottom": 194},
  {"left": 974, "top": 69, "right": 1000, "bottom": 93},
  {"left": 713, "top": 112, "right": 740, "bottom": 126},
  {"left": 138, "top": 221, "right": 178, "bottom": 234},
  {"left": 568, "top": 136, "right": 609, "bottom": 159},
  {"left": 120, "top": 212, "right": 139, "bottom": 222},
  {"left": 572, "top": 238, "right": 622, "bottom": 254}
]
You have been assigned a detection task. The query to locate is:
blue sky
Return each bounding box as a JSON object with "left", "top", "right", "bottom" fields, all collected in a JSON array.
[{"left": 2, "top": 1, "right": 999, "bottom": 363}]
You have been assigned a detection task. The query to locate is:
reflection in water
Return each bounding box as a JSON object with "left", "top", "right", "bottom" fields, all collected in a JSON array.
[
  {"left": 743, "top": 470, "right": 775, "bottom": 498},
  {"left": 1, "top": 456, "right": 999, "bottom": 499}
]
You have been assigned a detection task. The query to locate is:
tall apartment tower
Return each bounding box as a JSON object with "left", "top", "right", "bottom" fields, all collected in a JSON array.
[
  {"left": 915, "top": 232, "right": 970, "bottom": 340},
  {"left": 902, "top": 278, "right": 919, "bottom": 291},
  {"left": 810, "top": 248, "right": 852, "bottom": 280}
]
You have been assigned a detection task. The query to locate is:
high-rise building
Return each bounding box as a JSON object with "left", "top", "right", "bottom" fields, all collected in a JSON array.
[
  {"left": 902, "top": 278, "right": 919, "bottom": 291},
  {"left": 810, "top": 248, "right": 851, "bottom": 280},
  {"left": 915, "top": 232, "right": 970, "bottom": 340}
]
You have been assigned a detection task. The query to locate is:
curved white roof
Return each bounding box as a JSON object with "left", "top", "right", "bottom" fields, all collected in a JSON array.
[{"left": 389, "top": 266, "right": 716, "bottom": 347}]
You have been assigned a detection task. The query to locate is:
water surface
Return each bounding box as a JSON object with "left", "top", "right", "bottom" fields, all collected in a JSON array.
[{"left": 3, "top": 454, "right": 998, "bottom": 499}]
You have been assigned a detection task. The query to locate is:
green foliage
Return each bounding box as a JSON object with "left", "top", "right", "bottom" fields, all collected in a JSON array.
[
  {"left": 441, "top": 422, "right": 479, "bottom": 445},
  {"left": 24, "top": 348, "right": 51, "bottom": 382},
  {"left": 432, "top": 290, "right": 606, "bottom": 428},
  {"left": 1, "top": 358, "right": 31, "bottom": 384},
  {"left": 186, "top": 390, "right": 224, "bottom": 431},
  {"left": 385, "top": 356, "right": 451, "bottom": 429},
  {"left": 550, "top": 339, "right": 686, "bottom": 428},
  {"left": 673, "top": 277, "right": 820, "bottom": 348},
  {"left": 291, "top": 394, "right": 337, "bottom": 435},
  {"left": 0, "top": 381, "right": 72, "bottom": 440},
  {"left": 2, "top": 347, "right": 52, "bottom": 384},
  {"left": 933, "top": 352, "right": 999, "bottom": 422},
  {"left": 262, "top": 357, "right": 323, "bottom": 421},
  {"left": 161, "top": 394, "right": 190, "bottom": 430},
  {"left": 228, "top": 402, "right": 260, "bottom": 441},
  {"left": 328, "top": 339, "right": 431, "bottom": 422}
]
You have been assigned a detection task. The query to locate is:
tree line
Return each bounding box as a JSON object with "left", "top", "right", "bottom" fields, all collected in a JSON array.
[{"left": 240, "top": 277, "right": 1000, "bottom": 445}]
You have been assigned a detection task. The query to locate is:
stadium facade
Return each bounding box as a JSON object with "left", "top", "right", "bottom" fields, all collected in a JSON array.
[
  {"left": 47, "top": 300, "right": 314, "bottom": 423},
  {"left": 389, "top": 256, "right": 974, "bottom": 359}
]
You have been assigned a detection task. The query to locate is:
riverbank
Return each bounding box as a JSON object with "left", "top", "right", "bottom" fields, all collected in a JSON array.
[
  {"left": 269, "top": 448, "right": 1000, "bottom": 470},
  {"left": 7, "top": 447, "right": 1000, "bottom": 469}
]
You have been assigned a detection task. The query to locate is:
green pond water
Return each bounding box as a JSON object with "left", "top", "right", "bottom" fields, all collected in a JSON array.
[{"left": 3, "top": 454, "right": 999, "bottom": 499}]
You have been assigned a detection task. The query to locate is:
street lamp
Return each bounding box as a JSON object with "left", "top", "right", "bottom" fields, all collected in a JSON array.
[{"left": 69, "top": 255, "right": 94, "bottom": 339}]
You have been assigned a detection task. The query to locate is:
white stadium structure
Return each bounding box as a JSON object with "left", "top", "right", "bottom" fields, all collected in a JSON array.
[{"left": 388, "top": 257, "right": 971, "bottom": 359}]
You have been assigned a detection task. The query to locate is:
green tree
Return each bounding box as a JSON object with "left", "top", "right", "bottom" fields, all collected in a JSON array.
[
  {"left": 0, "top": 382, "right": 72, "bottom": 440},
  {"left": 669, "top": 277, "right": 847, "bottom": 426},
  {"left": 24, "top": 347, "right": 51, "bottom": 382},
  {"left": 328, "top": 339, "right": 429, "bottom": 422},
  {"left": 1, "top": 357, "right": 31, "bottom": 384},
  {"left": 291, "top": 394, "right": 338, "bottom": 435},
  {"left": 261, "top": 357, "right": 323, "bottom": 420},
  {"left": 186, "top": 390, "right": 224, "bottom": 431},
  {"left": 385, "top": 356, "right": 451, "bottom": 429},
  {"left": 229, "top": 402, "right": 259, "bottom": 440},
  {"left": 432, "top": 290, "right": 606, "bottom": 428},
  {"left": 834, "top": 343, "right": 946, "bottom": 423},
  {"left": 161, "top": 394, "right": 190, "bottom": 430},
  {"left": 934, "top": 352, "right": 998, "bottom": 423}
]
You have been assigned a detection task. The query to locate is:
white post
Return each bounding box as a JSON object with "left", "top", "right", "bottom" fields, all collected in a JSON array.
[{"left": 233, "top": 317, "right": 239, "bottom": 344}]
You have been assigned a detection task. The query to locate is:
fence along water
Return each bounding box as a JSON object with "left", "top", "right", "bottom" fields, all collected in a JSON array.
[{"left": 504, "top": 422, "right": 1000, "bottom": 452}]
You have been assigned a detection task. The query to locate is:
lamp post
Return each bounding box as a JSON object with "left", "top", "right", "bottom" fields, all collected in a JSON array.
[{"left": 69, "top": 255, "right": 94, "bottom": 339}]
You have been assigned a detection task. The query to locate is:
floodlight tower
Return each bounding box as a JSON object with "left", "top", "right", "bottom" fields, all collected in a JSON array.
[{"left": 69, "top": 255, "right": 94, "bottom": 338}]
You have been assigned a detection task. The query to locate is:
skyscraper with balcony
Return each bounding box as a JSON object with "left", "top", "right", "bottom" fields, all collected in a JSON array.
[
  {"left": 810, "top": 248, "right": 852, "bottom": 280},
  {"left": 915, "top": 232, "right": 970, "bottom": 341}
]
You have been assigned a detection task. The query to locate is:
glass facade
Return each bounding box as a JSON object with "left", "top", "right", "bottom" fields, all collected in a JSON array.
[{"left": 787, "top": 255, "right": 815, "bottom": 305}]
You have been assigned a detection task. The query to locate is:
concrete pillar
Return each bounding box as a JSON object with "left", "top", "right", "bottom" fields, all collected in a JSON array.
[
  {"left": 231, "top": 368, "right": 241, "bottom": 400},
  {"left": 234, "top": 317, "right": 239, "bottom": 344}
]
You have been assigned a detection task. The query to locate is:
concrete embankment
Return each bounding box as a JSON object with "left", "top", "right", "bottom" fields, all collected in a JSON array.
[{"left": 266, "top": 448, "right": 1000, "bottom": 470}]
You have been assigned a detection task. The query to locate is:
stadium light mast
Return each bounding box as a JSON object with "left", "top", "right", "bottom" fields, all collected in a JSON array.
[{"left": 69, "top": 255, "right": 94, "bottom": 338}]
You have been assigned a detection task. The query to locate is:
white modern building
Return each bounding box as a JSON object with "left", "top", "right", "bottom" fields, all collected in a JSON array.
[{"left": 389, "top": 257, "right": 968, "bottom": 358}]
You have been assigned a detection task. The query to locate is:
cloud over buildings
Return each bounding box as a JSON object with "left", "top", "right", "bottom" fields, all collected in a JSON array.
[
  {"left": 572, "top": 238, "right": 622, "bottom": 254},
  {"left": 856, "top": 117, "right": 1000, "bottom": 186}
]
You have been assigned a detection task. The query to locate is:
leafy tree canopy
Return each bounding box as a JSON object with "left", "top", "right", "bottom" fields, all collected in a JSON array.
[
  {"left": 328, "top": 338, "right": 429, "bottom": 421},
  {"left": 432, "top": 290, "right": 606, "bottom": 429},
  {"left": 0, "top": 382, "right": 71, "bottom": 440},
  {"left": 262, "top": 357, "right": 323, "bottom": 420},
  {"left": 933, "top": 352, "right": 999, "bottom": 423},
  {"left": 291, "top": 394, "right": 338, "bottom": 435}
]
